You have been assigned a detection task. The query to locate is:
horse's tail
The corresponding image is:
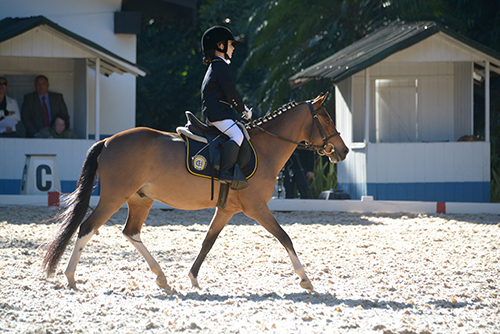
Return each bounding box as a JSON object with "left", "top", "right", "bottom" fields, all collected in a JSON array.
[{"left": 42, "top": 140, "right": 106, "bottom": 277}]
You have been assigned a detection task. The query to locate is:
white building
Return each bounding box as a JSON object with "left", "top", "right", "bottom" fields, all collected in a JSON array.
[
  {"left": 290, "top": 22, "right": 500, "bottom": 202},
  {"left": 0, "top": 0, "right": 146, "bottom": 195}
]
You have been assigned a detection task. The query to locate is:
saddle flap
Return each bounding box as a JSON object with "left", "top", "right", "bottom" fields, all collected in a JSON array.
[{"left": 184, "top": 137, "right": 258, "bottom": 181}]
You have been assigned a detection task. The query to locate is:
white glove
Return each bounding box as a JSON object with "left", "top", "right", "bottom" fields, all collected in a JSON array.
[{"left": 243, "top": 105, "right": 253, "bottom": 120}]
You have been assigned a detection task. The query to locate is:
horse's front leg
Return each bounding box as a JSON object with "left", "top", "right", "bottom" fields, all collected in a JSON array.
[
  {"left": 244, "top": 205, "right": 313, "bottom": 291},
  {"left": 189, "top": 208, "right": 233, "bottom": 288}
]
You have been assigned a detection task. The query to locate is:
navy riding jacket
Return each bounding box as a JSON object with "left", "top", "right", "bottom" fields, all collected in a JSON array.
[{"left": 201, "top": 58, "right": 245, "bottom": 123}]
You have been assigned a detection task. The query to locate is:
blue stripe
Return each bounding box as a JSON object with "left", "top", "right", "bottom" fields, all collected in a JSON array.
[
  {"left": 339, "top": 182, "right": 490, "bottom": 202},
  {"left": 0, "top": 180, "right": 22, "bottom": 195},
  {"left": 0, "top": 179, "right": 100, "bottom": 195}
]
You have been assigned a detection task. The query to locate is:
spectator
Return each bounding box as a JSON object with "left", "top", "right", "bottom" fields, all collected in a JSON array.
[
  {"left": 284, "top": 149, "right": 315, "bottom": 199},
  {"left": 0, "top": 76, "right": 22, "bottom": 137},
  {"left": 36, "top": 114, "right": 77, "bottom": 139},
  {"left": 21, "top": 75, "right": 69, "bottom": 138}
]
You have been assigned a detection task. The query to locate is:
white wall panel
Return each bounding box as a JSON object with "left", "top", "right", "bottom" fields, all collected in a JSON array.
[
  {"left": 366, "top": 142, "right": 490, "bottom": 184},
  {"left": 418, "top": 76, "right": 454, "bottom": 141},
  {"left": 454, "top": 62, "right": 473, "bottom": 138},
  {"left": 0, "top": 139, "right": 95, "bottom": 181},
  {"left": 352, "top": 74, "right": 365, "bottom": 143},
  {"left": 384, "top": 33, "right": 486, "bottom": 63},
  {"left": 335, "top": 78, "right": 352, "bottom": 144}
]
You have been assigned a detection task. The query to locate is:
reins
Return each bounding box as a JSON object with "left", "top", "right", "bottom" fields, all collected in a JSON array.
[{"left": 252, "top": 101, "right": 340, "bottom": 155}]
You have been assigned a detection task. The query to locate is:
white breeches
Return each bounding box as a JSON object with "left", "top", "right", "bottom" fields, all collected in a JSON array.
[{"left": 211, "top": 119, "right": 244, "bottom": 146}]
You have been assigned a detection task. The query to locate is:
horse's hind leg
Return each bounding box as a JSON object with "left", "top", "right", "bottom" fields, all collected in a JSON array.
[
  {"left": 65, "top": 202, "right": 121, "bottom": 289},
  {"left": 122, "top": 194, "right": 171, "bottom": 291},
  {"left": 188, "top": 208, "right": 233, "bottom": 288},
  {"left": 244, "top": 205, "right": 313, "bottom": 291}
]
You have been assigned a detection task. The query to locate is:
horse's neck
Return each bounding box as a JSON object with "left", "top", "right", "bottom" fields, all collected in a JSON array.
[{"left": 250, "top": 104, "right": 312, "bottom": 175}]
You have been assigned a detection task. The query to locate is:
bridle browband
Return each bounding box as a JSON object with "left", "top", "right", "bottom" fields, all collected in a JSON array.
[{"left": 252, "top": 101, "right": 340, "bottom": 156}]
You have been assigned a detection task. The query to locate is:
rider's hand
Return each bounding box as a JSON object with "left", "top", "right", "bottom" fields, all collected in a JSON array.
[{"left": 243, "top": 105, "right": 253, "bottom": 120}]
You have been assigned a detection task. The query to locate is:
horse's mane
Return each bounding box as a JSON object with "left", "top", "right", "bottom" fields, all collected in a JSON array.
[{"left": 245, "top": 101, "right": 299, "bottom": 130}]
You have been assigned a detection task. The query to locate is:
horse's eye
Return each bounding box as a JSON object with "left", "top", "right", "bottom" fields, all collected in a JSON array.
[{"left": 325, "top": 119, "right": 330, "bottom": 125}]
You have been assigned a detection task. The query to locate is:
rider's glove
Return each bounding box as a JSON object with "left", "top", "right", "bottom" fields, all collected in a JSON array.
[{"left": 243, "top": 105, "right": 253, "bottom": 120}]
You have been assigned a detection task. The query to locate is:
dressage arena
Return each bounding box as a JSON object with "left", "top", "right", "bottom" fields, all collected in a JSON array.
[{"left": 0, "top": 206, "right": 499, "bottom": 333}]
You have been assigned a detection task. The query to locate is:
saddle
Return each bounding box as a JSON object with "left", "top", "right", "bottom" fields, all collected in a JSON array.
[{"left": 176, "top": 112, "right": 258, "bottom": 207}]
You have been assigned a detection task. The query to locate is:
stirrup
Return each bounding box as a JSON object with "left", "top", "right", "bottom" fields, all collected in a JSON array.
[{"left": 230, "top": 164, "right": 248, "bottom": 190}]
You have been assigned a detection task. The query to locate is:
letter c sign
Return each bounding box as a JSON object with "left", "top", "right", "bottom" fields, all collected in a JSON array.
[{"left": 36, "top": 164, "right": 52, "bottom": 191}]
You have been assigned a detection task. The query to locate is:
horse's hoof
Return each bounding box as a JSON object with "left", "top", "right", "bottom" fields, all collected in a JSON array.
[
  {"left": 67, "top": 280, "right": 78, "bottom": 290},
  {"left": 65, "top": 272, "right": 78, "bottom": 290},
  {"left": 188, "top": 272, "right": 200, "bottom": 289},
  {"left": 300, "top": 279, "right": 314, "bottom": 292},
  {"left": 156, "top": 276, "right": 171, "bottom": 290}
]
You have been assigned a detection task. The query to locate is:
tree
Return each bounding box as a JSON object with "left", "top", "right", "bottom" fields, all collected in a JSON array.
[
  {"left": 136, "top": 18, "right": 204, "bottom": 132},
  {"left": 238, "top": 0, "right": 448, "bottom": 114}
]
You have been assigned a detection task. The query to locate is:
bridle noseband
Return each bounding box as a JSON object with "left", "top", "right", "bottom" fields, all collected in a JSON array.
[{"left": 253, "top": 101, "right": 340, "bottom": 156}]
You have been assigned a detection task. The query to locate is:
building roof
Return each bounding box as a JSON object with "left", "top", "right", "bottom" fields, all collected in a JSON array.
[
  {"left": 0, "top": 16, "right": 146, "bottom": 77},
  {"left": 289, "top": 21, "right": 500, "bottom": 88}
]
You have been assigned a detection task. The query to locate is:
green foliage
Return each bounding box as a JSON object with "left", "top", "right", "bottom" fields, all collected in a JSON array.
[
  {"left": 490, "top": 99, "right": 500, "bottom": 202},
  {"left": 309, "top": 155, "right": 337, "bottom": 199},
  {"left": 492, "top": 160, "right": 500, "bottom": 202},
  {"left": 136, "top": 18, "right": 205, "bottom": 131},
  {"left": 238, "top": 0, "right": 448, "bottom": 114}
]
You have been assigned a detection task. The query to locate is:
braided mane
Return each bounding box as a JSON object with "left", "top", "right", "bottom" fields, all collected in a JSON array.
[{"left": 245, "top": 101, "right": 299, "bottom": 130}]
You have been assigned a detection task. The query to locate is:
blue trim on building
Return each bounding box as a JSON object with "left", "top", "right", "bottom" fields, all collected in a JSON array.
[
  {"left": 0, "top": 179, "right": 100, "bottom": 195},
  {"left": 339, "top": 182, "right": 490, "bottom": 202},
  {"left": 0, "top": 179, "right": 22, "bottom": 195}
]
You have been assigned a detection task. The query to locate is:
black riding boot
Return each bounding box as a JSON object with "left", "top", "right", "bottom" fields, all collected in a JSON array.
[{"left": 219, "top": 140, "right": 249, "bottom": 190}]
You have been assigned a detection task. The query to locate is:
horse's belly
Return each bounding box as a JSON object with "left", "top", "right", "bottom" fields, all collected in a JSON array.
[{"left": 141, "top": 175, "right": 219, "bottom": 210}]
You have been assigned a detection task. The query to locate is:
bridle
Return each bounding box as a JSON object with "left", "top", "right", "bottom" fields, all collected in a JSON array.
[{"left": 253, "top": 101, "right": 340, "bottom": 156}]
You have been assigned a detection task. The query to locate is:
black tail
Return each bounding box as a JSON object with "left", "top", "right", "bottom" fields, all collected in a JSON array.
[{"left": 42, "top": 140, "right": 106, "bottom": 277}]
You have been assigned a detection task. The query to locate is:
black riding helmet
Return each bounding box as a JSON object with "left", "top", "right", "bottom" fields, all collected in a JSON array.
[{"left": 202, "top": 26, "right": 241, "bottom": 61}]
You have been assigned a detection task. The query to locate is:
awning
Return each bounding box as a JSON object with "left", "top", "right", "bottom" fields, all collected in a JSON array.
[
  {"left": 289, "top": 21, "right": 500, "bottom": 88},
  {"left": 0, "top": 16, "right": 146, "bottom": 77}
]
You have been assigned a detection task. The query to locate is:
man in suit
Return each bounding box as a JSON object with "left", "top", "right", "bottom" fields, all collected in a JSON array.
[{"left": 21, "top": 75, "right": 69, "bottom": 138}]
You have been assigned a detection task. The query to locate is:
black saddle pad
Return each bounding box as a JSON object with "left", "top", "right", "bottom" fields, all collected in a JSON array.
[{"left": 185, "top": 137, "right": 258, "bottom": 181}]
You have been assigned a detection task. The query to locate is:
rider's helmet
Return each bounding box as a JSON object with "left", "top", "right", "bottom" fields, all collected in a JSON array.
[{"left": 201, "top": 26, "right": 241, "bottom": 64}]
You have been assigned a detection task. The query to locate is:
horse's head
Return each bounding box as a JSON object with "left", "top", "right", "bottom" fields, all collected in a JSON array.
[{"left": 308, "top": 93, "right": 349, "bottom": 163}]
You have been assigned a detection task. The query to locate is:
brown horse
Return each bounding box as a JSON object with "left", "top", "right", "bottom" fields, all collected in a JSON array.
[{"left": 42, "top": 93, "right": 348, "bottom": 291}]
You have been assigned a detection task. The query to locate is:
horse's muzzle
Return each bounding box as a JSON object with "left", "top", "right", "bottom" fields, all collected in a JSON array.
[{"left": 327, "top": 146, "right": 349, "bottom": 163}]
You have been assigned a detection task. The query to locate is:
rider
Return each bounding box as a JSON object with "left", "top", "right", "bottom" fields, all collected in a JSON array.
[{"left": 201, "top": 26, "right": 252, "bottom": 188}]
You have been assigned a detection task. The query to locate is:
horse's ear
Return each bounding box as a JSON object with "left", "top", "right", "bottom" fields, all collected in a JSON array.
[{"left": 313, "top": 92, "right": 329, "bottom": 109}]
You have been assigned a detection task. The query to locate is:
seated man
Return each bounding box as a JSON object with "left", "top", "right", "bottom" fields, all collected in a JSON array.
[
  {"left": 21, "top": 75, "right": 69, "bottom": 138},
  {"left": 0, "top": 76, "right": 22, "bottom": 137},
  {"left": 36, "top": 114, "right": 77, "bottom": 139}
]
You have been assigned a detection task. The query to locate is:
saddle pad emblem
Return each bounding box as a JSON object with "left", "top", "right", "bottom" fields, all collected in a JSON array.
[
  {"left": 193, "top": 155, "right": 207, "bottom": 171},
  {"left": 185, "top": 137, "right": 257, "bottom": 180}
]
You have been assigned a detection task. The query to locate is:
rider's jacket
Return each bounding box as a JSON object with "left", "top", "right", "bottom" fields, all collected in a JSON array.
[{"left": 201, "top": 57, "right": 245, "bottom": 123}]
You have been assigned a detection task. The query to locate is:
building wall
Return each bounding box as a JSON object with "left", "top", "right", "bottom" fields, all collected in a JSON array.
[
  {"left": 0, "top": 0, "right": 137, "bottom": 137},
  {"left": 337, "top": 63, "right": 487, "bottom": 202},
  {"left": 0, "top": 0, "right": 139, "bottom": 194},
  {"left": 336, "top": 78, "right": 369, "bottom": 200},
  {"left": 351, "top": 62, "right": 472, "bottom": 144},
  {"left": 0, "top": 138, "right": 98, "bottom": 195},
  {"left": 365, "top": 142, "right": 490, "bottom": 202}
]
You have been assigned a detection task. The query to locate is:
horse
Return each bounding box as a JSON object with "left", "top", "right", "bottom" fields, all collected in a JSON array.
[{"left": 42, "top": 93, "right": 349, "bottom": 292}]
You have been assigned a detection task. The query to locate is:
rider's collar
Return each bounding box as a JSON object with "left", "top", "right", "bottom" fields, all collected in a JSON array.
[{"left": 216, "top": 55, "right": 231, "bottom": 65}]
